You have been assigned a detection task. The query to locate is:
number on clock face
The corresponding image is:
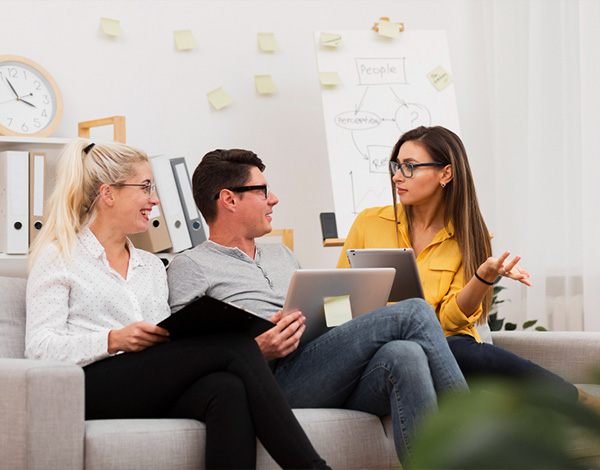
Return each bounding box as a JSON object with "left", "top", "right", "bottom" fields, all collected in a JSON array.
[{"left": 0, "top": 61, "right": 57, "bottom": 134}]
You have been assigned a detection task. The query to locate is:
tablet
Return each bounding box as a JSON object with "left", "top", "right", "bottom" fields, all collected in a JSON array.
[
  {"left": 282, "top": 268, "right": 395, "bottom": 346},
  {"left": 159, "top": 295, "right": 275, "bottom": 339},
  {"left": 347, "top": 248, "right": 425, "bottom": 302}
]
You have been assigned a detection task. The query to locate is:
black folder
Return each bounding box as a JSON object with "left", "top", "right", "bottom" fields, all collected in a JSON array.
[{"left": 159, "top": 296, "right": 275, "bottom": 339}]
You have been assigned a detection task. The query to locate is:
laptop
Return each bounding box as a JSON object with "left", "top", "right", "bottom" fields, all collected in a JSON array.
[
  {"left": 347, "top": 248, "right": 425, "bottom": 302},
  {"left": 282, "top": 268, "right": 395, "bottom": 346}
]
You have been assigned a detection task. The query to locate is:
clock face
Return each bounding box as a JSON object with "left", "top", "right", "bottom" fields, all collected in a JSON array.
[{"left": 0, "top": 56, "right": 62, "bottom": 137}]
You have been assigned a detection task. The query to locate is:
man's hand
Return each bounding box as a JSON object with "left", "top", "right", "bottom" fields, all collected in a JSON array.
[
  {"left": 108, "top": 321, "right": 170, "bottom": 354},
  {"left": 255, "top": 310, "right": 305, "bottom": 360}
]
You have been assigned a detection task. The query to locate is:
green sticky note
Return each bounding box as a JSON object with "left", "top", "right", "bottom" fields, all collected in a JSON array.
[
  {"left": 427, "top": 65, "right": 454, "bottom": 91},
  {"left": 258, "top": 33, "right": 279, "bottom": 52},
  {"left": 318, "top": 71, "right": 341, "bottom": 86},
  {"left": 320, "top": 32, "right": 343, "bottom": 48},
  {"left": 378, "top": 20, "right": 401, "bottom": 39},
  {"left": 207, "top": 87, "right": 232, "bottom": 110},
  {"left": 100, "top": 17, "right": 123, "bottom": 37},
  {"left": 255, "top": 75, "right": 276, "bottom": 94},
  {"left": 323, "top": 295, "right": 352, "bottom": 327},
  {"left": 174, "top": 30, "right": 197, "bottom": 51}
]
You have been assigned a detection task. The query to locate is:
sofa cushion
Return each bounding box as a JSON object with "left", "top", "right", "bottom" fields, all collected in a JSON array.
[
  {"left": 85, "top": 409, "right": 398, "bottom": 470},
  {"left": 0, "top": 276, "right": 27, "bottom": 358}
]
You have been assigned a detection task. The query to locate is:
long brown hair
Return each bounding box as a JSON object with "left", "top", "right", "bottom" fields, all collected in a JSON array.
[{"left": 390, "top": 126, "right": 493, "bottom": 320}]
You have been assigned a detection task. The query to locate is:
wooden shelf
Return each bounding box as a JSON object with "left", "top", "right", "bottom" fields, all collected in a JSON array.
[
  {"left": 0, "top": 136, "right": 71, "bottom": 145},
  {"left": 323, "top": 238, "right": 346, "bottom": 247}
]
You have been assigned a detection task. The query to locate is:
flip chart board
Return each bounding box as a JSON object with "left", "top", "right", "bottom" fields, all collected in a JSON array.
[{"left": 315, "top": 30, "right": 460, "bottom": 237}]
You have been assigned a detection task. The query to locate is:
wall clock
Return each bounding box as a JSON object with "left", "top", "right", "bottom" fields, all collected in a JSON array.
[{"left": 0, "top": 55, "right": 63, "bottom": 137}]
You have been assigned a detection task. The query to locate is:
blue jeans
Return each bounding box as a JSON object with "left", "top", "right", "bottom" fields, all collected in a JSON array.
[
  {"left": 447, "top": 334, "right": 578, "bottom": 402},
  {"left": 270, "top": 298, "right": 467, "bottom": 466}
]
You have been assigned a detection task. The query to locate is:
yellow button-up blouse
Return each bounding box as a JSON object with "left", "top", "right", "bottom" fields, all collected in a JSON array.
[{"left": 336, "top": 205, "right": 482, "bottom": 342}]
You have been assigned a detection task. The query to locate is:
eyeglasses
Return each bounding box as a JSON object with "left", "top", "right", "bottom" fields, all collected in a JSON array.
[
  {"left": 214, "top": 185, "right": 269, "bottom": 200},
  {"left": 389, "top": 160, "right": 445, "bottom": 178},
  {"left": 110, "top": 181, "right": 156, "bottom": 196}
]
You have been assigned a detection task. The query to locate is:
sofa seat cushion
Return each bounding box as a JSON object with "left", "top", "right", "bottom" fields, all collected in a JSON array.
[
  {"left": 0, "top": 276, "right": 27, "bottom": 358},
  {"left": 85, "top": 409, "right": 397, "bottom": 470},
  {"left": 85, "top": 419, "right": 203, "bottom": 470}
]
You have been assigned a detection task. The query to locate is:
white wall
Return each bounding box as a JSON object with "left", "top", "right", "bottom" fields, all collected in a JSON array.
[{"left": 0, "top": 0, "right": 493, "bottom": 268}]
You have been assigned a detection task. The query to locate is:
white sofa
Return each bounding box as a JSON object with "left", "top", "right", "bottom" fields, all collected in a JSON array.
[{"left": 2, "top": 274, "right": 600, "bottom": 469}]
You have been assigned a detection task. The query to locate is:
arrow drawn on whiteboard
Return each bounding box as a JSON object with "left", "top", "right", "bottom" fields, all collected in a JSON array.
[
  {"left": 351, "top": 132, "right": 369, "bottom": 160},
  {"left": 389, "top": 87, "right": 404, "bottom": 104},
  {"left": 354, "top": 86, "right": 370, "bottom": 115},
  {"left": 350, "top": 171, "right": 357, "bottom": 214}
]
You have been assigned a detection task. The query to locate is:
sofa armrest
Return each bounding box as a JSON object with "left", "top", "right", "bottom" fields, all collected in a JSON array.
[
  {"left": 491, "top": 331, "right": 600, "bottom": 385},
  {"left": 0, "top": 358, "right": 85, "bottom": 470}
]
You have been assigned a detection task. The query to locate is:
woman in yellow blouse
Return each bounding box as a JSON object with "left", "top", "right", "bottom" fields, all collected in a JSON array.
[{"left": 338, "top": 126, "right": 599, "bottom": 410}]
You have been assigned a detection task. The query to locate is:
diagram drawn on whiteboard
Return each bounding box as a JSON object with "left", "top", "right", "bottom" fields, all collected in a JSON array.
[{"left": 315, "top": 31, "right": 460, "bottom": 237}]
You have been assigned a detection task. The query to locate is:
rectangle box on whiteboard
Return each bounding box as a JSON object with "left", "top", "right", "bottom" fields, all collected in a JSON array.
[
  {"left": 29, "top": 152, "right": 46, "bottom": 245},
  {"left": 0, "top": 151, "right": 30, "bottom": 254},
  {"left": 170, "top": 157, "right": 207, "bottom": 247},
  {"left": 149, "top": 155, "right": 192, "bottom": 253},
  {"left": 128, "top": 201, "right": 172, "bottom": 253}
]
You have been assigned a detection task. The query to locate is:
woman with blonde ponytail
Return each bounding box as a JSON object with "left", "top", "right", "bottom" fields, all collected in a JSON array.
[
  {"left": 25, "top": 139, "right": 330, "bottom": 470},
  {"left": 338, "top": 126, "right": 600, "bottom": 412}
]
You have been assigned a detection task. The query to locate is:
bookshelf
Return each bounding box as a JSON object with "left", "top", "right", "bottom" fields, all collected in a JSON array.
[{"left": 0, "top": 136, "right": 71, "bottom": 277}]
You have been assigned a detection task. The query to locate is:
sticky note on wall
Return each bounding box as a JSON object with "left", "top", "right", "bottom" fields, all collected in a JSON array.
[
  {"left": 318, "top": 72, "right": 341, "bottom": 86},
  {"left": 258, "top": 33, "right": 279, "bottom": 52},
  {"left": 100, "top": 18, "right": 123, "bottom": 37},
  {"left": 174, "top": 30, "right": 197, "bottom": 51},
  {"left": 207, "top": 87, "right": 232, "bottom": 110},
  {"left": 323, "top": 295, "right": 353, "bottom": 327},
  {"left": 255, "top": 75, "right": 276, "bottom": 94},
  {"left": 427, "top": 65, "right": 454, "bottom": 91},
  {"left": 320, "top": 32, "right": 343, "bottom": 48},
  {"left": 378, "top": 20, "right": 401, "bottom": 39}
]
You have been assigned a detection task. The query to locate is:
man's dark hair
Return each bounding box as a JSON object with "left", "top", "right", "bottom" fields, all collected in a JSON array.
[{"left": 192, "top": 149, "right": 265, "bottom": 223}]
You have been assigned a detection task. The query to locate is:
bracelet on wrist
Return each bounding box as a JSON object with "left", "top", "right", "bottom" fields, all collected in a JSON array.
[{"left": 474, "top": 271, "right": 496, "bottom": 286}]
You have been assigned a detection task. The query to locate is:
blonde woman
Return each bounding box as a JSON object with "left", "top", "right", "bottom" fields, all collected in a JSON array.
[
  {"left": 338, "top": 126, "right": 600, "bottom": 412},
  {"left": 26, "top": 140, "right": 329, "bottom": 470}
]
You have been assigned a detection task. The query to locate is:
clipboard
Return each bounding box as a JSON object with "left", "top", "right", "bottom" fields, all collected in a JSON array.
[{"left": 159, "top": 296, "right": 275, "bottom": 339}]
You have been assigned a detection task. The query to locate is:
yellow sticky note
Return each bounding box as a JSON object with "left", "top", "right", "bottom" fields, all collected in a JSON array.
[
  {"left": 318, "top": 72, "right": 341, "bottom": 86},
  {"left": 255, "top": 75, "right": 276, "bottom": 95},
  {"left": 320, "top": 32, "right": 343, "bottom": 48},
  {"left": 323, "top": 295, "right": 353, "bottom": 327},
  {"left": 100, "top": 18, "right": 123, "bottom": 37},
  {"left": 427, "top": 65, "right": 454, "bottom": 91},
  {"left": 258, "top": 33, "right": 279, "bottom": 52},
  {"left": 207, "top": 87, "right": 232, "bottom": 110},
  {"left": 378, "top": 20, "right": 401, "bottom": 39},
  {"left": 174, "top": 30, "right": 197, "bottom": 51}
]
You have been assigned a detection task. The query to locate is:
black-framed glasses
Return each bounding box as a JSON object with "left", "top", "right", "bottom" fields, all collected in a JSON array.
[
  {"left": 214, "top": 185, "right": 269, "bottom": 200},
  {"left": 110, "top": 181, "right": 156, "bottom": 196},
  {"left": 389, "top": 160, "right": 444, "bottom": 178}
]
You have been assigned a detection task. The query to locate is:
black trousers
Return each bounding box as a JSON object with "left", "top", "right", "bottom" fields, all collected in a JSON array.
[
  {"left": 447, "top": 334, "right": 578, "bottom": 402},
  {"left": 84, "top": 333, "right": 328, "bottom": 470}
]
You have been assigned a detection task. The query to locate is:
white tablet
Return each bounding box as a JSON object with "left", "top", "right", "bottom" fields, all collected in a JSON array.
[
  {"left": 282, "top": 268, "right": 395, "bottom": 346},
  {"left": 347, "top": 248, "right": 425, "bottom": 302}
]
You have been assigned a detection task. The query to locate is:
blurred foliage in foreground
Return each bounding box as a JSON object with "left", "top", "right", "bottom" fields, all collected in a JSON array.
[{"left": 409, "top": 378, "right": 600, "bottom": 469}]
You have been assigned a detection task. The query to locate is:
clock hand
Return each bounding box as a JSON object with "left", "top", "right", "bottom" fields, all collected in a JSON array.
[
  {"left": 6, "top": 78, "right": 19, "bottom": 98},
  {"left": 19, "top": 98, "right": 36, "bottom": 108}
]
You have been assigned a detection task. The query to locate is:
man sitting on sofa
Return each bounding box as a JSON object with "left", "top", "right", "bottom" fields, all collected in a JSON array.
[{"left": 166, "top": 148, "right": 467, "bottom": 467}]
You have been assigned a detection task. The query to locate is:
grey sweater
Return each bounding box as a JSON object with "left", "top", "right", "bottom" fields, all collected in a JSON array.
[{"left": 167, "top": 240, "right": 300, "bottom": 320}]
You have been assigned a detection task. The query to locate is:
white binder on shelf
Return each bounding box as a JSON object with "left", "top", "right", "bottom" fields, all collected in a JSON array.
[
  {"left": 170, "top": 157, "right": 207, "bottom": 247},
  {"left": 149, "top": 155, "right": 192, "bottom": 253},
  {"left": 29, "top": 152, "right": 46, "bottom": 245},
  {"left": 0, "top": 151, "right": 30, "bottom": 254}
]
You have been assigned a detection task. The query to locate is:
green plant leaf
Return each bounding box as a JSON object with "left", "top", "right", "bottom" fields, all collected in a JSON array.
[
  {"left": 523, "top": 320, "right": 538, "bottom": 329},
  {"left": 505, "top": 322, "right": 517, "bottom": 331},
  {"left": 535, "top": 326, "right": 548, "bottom": 331}
]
